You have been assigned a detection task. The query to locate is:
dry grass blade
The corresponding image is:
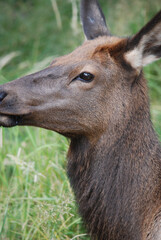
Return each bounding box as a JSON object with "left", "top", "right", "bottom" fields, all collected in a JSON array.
[
  {"left": 71, "top": 0, "right": 79, "bottom": 35},
  {"left": 0, "top": 128, "right": 2, "bottom": 148},
  {"left": 25, "top": 56, "right": 54, "bottom": 75},
  {"left": 51, "top": 0, "right": 62, "bottom": 29},
  {"left": 0, "top": 52, "right": 20, "bottom": 70}
]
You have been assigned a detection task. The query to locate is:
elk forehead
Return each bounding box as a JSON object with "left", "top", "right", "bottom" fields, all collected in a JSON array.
[{"left": 51, "top": 36, "right": 126, "bottom": 67}]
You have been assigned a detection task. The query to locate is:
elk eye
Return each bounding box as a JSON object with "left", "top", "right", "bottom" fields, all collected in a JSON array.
[{"left": 74, "top": 72, "right": 94, "bottom": 83}]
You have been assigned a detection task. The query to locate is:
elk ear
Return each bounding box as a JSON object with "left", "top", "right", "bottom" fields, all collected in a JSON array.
[
  {"left": 80, "top": 0, "right": 110, "bottom": 40},
  {"left": 125, "top": 10, "right": 161, "bottom": 69}
]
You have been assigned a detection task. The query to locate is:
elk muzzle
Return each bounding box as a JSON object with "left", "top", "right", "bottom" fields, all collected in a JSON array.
[{"left": 0, "top": 86, "right": 28, "bottom": 127}]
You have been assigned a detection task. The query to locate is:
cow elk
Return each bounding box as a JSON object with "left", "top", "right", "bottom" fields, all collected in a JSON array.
[{"left": 0, "top": 0, "right": 161, "bottom": 239}]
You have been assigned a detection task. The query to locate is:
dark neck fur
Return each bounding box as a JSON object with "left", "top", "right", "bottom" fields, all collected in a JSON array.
[{"left": 67, "top": 81, "right": 161, "bottom": 240}]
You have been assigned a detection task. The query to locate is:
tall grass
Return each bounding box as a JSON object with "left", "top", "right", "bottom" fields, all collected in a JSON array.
[{"left": 0, "top": 0, "right": 161, "bottom": 239}]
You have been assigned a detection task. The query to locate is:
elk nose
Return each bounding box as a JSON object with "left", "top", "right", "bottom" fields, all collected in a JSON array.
[{"left": 0, "top": 91, "right": 7, "bottom": 102}]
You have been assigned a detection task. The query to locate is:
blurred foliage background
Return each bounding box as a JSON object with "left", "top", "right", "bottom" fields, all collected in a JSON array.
[{"left": 0, "top": 0, "right": 161, "bottom": 239}]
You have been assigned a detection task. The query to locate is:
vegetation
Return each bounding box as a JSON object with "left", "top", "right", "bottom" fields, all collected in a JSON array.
[{"left": 0, "top": 0, "right": 161, "bottom": 239}]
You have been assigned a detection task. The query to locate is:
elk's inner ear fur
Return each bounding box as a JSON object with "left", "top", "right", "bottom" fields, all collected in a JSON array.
[{"left": 124, "top": 10, "right": 161, "bottom": 69}]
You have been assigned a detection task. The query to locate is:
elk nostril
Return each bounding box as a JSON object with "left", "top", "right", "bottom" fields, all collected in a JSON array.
[{"left": 0, "top": 92, "right": 7, "bottom": 102}]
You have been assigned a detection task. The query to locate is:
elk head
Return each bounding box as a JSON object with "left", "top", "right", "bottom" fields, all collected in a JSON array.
[{"left": 0, "top": 0, "right": 161, "bottom": 141}]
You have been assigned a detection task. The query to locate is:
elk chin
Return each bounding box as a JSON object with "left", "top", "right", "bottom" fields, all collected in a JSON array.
[{"left": 0, "top": 114, "right": 23, "bottom": 127}]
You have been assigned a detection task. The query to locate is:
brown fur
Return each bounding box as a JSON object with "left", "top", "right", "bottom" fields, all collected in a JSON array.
[{"left": 0, "top": 1, "right": 161, "bottom": 239}]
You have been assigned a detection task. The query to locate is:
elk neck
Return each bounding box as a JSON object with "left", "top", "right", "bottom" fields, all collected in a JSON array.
[{"left": 67, "top": 73, "right": 161, "bottom": 239}]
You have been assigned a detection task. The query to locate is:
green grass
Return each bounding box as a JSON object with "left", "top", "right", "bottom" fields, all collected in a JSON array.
[
  {"left": 0, "top": 128, "right": 89, "bottom": 239},
  {"left": 0, "top": 0, "right": 161, "bottom": 239},
  {"left": 0, "top": 127, "right": 88, "bottom": 240}
]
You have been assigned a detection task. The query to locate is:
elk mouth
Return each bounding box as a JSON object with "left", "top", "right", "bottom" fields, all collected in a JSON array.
[{"left": 0, "top": 114, "right": 24, "bottom": 127}]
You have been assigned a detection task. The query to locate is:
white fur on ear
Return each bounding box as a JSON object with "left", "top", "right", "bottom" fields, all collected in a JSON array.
[
  {"left": 142, "top": 55, "right": 158, "bottom": 66},
  {"left": 125, "top": 47, "right": 158, "bottom": 68},
  {"left": 125, "top": 48, "right": 142, "bottom": 68},
  {"left": 124, "top": 16, "right": 161, "bottom": 69}
]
